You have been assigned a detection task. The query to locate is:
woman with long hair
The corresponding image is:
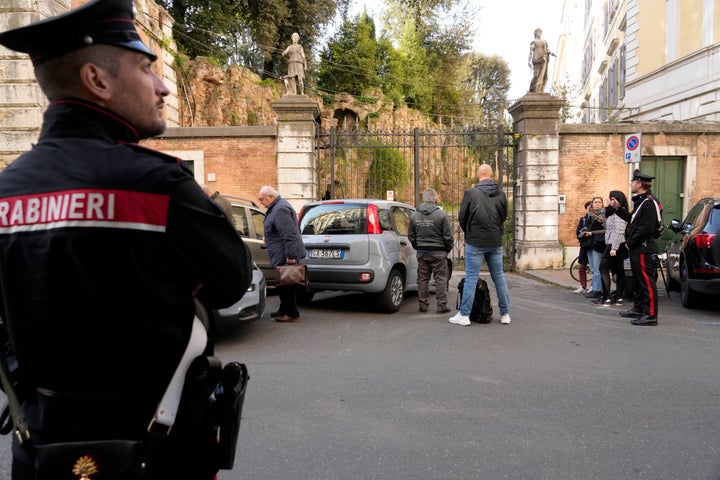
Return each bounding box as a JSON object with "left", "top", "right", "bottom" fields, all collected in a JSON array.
[
  {"left": 580, "top": 196, "right": 606, "bottom": 298},
  {"left": 592, "top": 191, "right": 629, "bottom": 305}
]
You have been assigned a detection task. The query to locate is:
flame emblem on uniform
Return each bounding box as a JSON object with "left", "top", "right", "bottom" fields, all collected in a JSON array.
[{"left": 72, "top": 455, "right": 99, "bottom": 480}]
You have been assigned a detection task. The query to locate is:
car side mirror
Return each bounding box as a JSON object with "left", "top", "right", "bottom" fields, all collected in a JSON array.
[{"left": 668, "top": 219, "right": 682, "bottom": 233}]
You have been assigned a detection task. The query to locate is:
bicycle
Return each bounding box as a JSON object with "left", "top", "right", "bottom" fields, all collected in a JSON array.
[{"left": 569, "top": 255, "right": 583, "bottom": 282}]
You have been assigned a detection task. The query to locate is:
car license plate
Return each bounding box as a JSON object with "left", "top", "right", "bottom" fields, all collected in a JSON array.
[{"left": 311, "top": 249, "right": 343, "bottom": 259}]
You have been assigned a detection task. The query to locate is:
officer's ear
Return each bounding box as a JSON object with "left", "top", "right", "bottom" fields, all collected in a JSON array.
[{"left": 79, "top": 62, "right": 113, "bottom": 103}]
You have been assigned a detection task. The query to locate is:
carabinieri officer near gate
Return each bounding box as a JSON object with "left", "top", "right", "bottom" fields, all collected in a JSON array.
[{"left": 619, "top": 170, "right": 662, "bottom": 326}]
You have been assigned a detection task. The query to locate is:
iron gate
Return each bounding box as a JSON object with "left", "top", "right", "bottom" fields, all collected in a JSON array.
[{"left": 314, "top": 127, "right": 517, "bottom": 270}]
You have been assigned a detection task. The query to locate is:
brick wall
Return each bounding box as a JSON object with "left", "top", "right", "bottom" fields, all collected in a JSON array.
[
  {"left": 558, "top": 124, "right": 720, "bottom": 251},
  {"left": 141, "top": 126, "right": 278, "bottom": 202}
]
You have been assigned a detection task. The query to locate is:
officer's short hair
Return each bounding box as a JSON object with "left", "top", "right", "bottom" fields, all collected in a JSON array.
[{"left": 34, "top": 45, "right": 120, "bottom": 101}]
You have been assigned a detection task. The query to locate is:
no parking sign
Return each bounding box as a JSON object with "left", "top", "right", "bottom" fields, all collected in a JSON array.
[{"left": 624, "top": 133, "right": 642, "bottom": 164}]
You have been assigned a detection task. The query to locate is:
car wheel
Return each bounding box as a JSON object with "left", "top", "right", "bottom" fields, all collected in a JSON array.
[
  {"left": 680, "top": 261, "right": 699, "bottom": 309},
  {"left": 377, "top": 269, "right": 404, "bottom": 313},
  {"left": 297, "top": 289, "right": 315, "bottom": 305}
]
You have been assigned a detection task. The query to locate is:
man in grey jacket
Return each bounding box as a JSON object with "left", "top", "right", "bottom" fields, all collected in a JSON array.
[
  {"left": 409, "top": 189, "right": 454, "bottom": 313},
  {"left": 450, "top": 164, "right": 511, "bottom": 326}
]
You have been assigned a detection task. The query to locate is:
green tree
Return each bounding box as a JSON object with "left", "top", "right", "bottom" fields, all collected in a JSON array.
[
  {"left": 396, "top": 18, "right": 433, "bottom": 112},
  {"left": 463, "top": 53, "right": 511, "bottom": 128},
  {"left": 377, "top": 35, "right": 404, "bottom": 106},
  {"left": 381, "top": 0, "right": 479, "bottom": 121},
  {"left": 159, "top": 0, "right": 348, "bottom": 74},
  {"left": 243, "top": 0, "right": 348, "bottom": 81},
  {"left": 318, "top": 12, "right": 381, "bottom": 95},
  {"left": 157, "top": 0, "right": 247, "bottom": 64},
  {"left": 363, "top": 142, "right": 409, "bottom": 200}
]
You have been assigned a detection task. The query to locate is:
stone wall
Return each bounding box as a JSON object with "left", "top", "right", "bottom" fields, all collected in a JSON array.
[{"left": 0, "top": 0, "right": 178, "bottom": 168}]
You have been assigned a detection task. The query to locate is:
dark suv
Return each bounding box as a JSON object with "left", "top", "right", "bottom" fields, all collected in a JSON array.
[
  {"left": 665, "top": 197, "right": 720, "bottom": 308},
  {"left": 297, "top": 199, "right": 418, "bottom": 312}
]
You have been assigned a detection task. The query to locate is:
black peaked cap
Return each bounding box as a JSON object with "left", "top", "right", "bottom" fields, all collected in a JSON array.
[
  {"left": 0, "top": 0, "right": 156, "bottom": 66},
  {"left": 632, "top": 169, "right": 655, "bottom": 181}
]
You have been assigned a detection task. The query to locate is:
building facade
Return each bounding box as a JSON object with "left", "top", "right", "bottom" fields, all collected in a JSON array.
[{"left": 554, "top": 0, "right": 720, "bottom": 123}]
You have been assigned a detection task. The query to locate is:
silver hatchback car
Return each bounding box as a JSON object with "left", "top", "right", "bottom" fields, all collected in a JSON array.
[{"left": 297, "top": 199, "right": 418, "bottom": 312}]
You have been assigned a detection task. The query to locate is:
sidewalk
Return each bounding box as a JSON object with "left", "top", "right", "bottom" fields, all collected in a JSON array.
[{"left": 520, "top": 268, "right": 577, "bottom": 290}]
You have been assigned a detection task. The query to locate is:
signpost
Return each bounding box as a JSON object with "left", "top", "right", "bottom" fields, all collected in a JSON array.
[{"left": 624, "top": 133, "right": 642, "bottom": 164}]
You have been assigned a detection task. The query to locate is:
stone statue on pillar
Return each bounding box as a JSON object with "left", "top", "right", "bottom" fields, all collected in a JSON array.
[
  {"left": 528, "top": 28, "right": 554, "bottom": 93},
  {"left": 282, "top": 32, "right": 306, "bottom": 96}
]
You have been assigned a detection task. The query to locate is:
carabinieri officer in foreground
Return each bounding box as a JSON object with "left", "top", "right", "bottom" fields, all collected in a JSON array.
[{"left": 0, "top": 0, "right": 252, "bottom": 478}]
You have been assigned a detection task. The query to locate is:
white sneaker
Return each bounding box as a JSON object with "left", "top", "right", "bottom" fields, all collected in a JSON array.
[
  {"left": 573, "top": 286, "right": 586, "bottom": 294},
  {"left": 449, "top": 312, "right": 470, "bottom": 326},
  {"left": 500, "top": 314, "right": 511, "bottom": 324}
]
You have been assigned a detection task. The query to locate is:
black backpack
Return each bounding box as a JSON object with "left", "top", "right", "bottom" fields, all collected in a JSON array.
[{"left": 456, "top": 277, "right": 493, "bottom": 324}]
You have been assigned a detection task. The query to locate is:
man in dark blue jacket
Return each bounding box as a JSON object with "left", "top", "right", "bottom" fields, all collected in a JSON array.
[
  {"left": 259, "top": 186, "right": 306, "bottom": 322},
  {"left": 450, "top": 164, "right": 511, "bottom": 326},
  {"left": 409, "top": 188, "right": 454, "bottom": 313}
]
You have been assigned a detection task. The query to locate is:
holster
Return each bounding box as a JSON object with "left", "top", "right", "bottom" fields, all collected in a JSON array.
[{"left": 213, "top": 362, "right": 250, "bottom": 469}]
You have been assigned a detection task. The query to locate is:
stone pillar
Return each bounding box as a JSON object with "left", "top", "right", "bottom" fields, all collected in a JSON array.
[
  {"left": 271, "top": 96, "right": 320, "bottom": 211},
  {"left": 0, "top": 0, "right": 62, "bottom": 167},
  {"left": 507, "top": 93, "right": 565, "bottom": 270}
]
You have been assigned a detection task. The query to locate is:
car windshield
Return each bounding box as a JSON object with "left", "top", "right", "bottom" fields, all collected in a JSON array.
[{"left": 300, "top": 204, "right": 366, "bottom": 235}]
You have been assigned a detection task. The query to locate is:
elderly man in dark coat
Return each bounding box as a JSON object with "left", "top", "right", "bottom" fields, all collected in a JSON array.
[{"left": 258, "top": 186, "right": 306, "bottom": 322}]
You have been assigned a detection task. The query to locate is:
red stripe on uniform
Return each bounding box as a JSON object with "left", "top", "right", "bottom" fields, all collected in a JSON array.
[{"left": 638, "top": 254, "right": 656, "bottom": 316}]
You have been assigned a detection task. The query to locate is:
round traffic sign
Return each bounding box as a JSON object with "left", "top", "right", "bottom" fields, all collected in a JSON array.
[{"left": 626, "top": 135, "right": 639, "bottom": 151}]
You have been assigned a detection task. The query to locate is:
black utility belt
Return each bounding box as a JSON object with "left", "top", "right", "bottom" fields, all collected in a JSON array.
[{"left": 1, "top": 317, "right": 250, "bottom": 478}]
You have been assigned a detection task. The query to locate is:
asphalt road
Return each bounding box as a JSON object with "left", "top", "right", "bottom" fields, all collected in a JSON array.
[{"left": 2, "top": 272, "right": 719, "bottom": 479}]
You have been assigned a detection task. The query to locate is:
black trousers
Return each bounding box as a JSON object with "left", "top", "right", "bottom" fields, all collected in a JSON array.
[
  {"left": 599, "top": 246, "right": 626, "bottom": 300},
  {"left": 278, "top": 285, "right": 300, "bottom": 317},
  {"left": 630, "top": 252, "right": 658, "bottom": 317}
]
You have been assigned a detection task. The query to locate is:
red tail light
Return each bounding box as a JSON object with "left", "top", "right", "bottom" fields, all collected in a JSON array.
[
  {"left": 367, "top": 204, "right": 383, "bottom": 234},
  {"left": 694, "top": 233, "right": 715, "bottom": 249},
  {"left": 297, "top": 206, "right": 304, "bottom": 224}
]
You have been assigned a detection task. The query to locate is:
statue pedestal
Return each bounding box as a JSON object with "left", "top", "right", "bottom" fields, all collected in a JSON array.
[
  {"left": 271, "top": 96, "right": 320, "bottom": 211},
  {"left": 508, "top": 94, "right": 565, "bottom": 270}
]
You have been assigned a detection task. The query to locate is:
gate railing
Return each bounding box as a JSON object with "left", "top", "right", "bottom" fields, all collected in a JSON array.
[{"left": 315, "top": 127, "right": 517, "bottom": 271}]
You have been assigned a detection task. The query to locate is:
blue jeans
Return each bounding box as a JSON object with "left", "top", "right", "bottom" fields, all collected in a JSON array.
[
  {"left": 460, "top": 244, "right": 510, "bottom": 316},
  {"left": 587, "top": 249, "right": 603, "bottom": 292}
]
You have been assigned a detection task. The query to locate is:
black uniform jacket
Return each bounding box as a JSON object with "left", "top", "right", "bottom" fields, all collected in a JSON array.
[
  {"left": 626, "top": 191, "right": 660, "bottom": 256},
  {"left": 0, "top": 99, "right": 251, "bottom": 440}
]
